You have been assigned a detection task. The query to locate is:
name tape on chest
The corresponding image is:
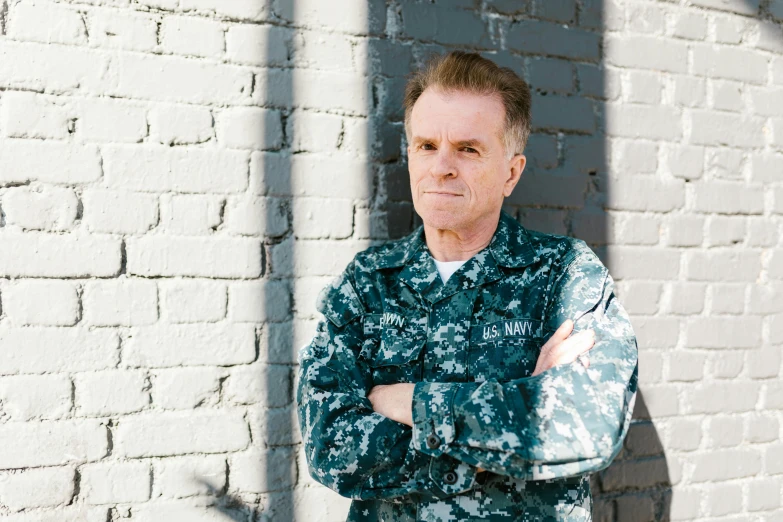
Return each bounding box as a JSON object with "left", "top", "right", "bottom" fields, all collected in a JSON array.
[
  {"left": 363, "top": 312, "right": 407, "bottom": 336},
  {"left": 470, "top": 318, "right": 543, "bottom": 344}
]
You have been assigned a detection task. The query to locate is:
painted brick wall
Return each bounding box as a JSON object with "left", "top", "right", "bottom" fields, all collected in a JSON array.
[{"left": 0, "top": 0, "right": 781, "bottom": 520}]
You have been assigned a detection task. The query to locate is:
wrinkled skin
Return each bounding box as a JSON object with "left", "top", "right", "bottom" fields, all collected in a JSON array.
[{"left": 296, "top": 211, "right": 638, "bottom": 521}]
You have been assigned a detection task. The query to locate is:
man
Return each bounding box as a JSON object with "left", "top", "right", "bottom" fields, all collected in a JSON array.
[{"left": 296, "top": 51, "right": 638, "bottom": 521}]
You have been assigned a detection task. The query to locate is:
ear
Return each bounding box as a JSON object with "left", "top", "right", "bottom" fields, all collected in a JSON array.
[{"left": 503, "top": 154, "right": 526, "bottom": 197}]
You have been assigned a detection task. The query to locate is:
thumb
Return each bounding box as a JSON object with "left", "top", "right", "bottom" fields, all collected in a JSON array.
[{"left": 542, "top": 319, "right": 574, "bottom": 351}]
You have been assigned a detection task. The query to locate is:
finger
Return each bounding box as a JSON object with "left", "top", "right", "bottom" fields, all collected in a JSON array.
[
  {"left": 579, "top": 354, "right": 590, "bottom": 369},
  {"left": 556, "top": 329, "right": 595, "bottom": 361},
  {"left": 542, "top": 319, "right": 574, "bottom": 351}
]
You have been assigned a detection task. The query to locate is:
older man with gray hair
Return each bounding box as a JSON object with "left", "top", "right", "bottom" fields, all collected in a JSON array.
[{"left": 296, "top": 51, "right": 638, "bottom": 521}]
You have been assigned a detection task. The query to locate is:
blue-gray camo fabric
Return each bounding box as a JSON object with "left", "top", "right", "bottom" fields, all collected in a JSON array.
[{"left": 296, "top": 210, "right": 638, "bottom": 521}]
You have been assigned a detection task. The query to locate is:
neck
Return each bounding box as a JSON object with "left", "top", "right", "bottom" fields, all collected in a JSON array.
[{"left": 424, "top": 212, "right": 500, "bottom": 262}]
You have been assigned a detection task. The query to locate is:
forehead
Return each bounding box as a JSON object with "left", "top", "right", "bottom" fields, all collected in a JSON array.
[{"left": 409, "top": 87, "right": 505, "bottom": 139}]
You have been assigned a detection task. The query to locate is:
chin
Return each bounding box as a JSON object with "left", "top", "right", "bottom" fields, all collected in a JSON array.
[{"left": 416, "top": 207, "right": 466, "bottom": 231}]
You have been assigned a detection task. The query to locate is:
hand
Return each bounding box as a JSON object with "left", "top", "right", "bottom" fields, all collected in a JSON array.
[
  {"left": 532, "top": 319, "right": 594, "bottom": 377},
  {"left": 367, "top": 383, "right": 415, "bottom": 427}
]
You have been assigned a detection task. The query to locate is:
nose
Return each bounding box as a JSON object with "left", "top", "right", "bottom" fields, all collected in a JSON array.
[{"left": 429, "top": 148, "right": 457, "bottom": 179}]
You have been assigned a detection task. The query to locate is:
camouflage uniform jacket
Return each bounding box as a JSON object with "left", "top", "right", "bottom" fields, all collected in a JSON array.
[{"left": 296, "top": 210, "right": 638, "bottom": 521}]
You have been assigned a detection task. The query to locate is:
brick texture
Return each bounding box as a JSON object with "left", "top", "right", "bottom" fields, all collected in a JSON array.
[{"left": 0, "top": 0, "right": 780, "bottom": 520}]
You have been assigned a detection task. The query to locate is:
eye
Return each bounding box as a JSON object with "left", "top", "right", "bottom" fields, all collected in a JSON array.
[
  {"left": 461, "top": 147, "right": 478, "bottom": 154},
  {"left": 421, "top": 143, "right": 435, "bottom": 151}
]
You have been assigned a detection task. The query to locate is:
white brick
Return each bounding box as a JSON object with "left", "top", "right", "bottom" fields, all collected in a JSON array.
[
  {"left": 707, "top": 216, "right": 746, "bottom": 246},
  {"left": 225, "top": 24, "right": 289, "bottom": 67},
  {"left": 711, "top": 80, "right": 743, "bottom": 112},
  {"left": 1, "top": 91, "right": 73, "bottom": 139},
  {"left": 687, "top": 251, "right": 761, "bottom": 282},
  {"left": 745, "top": 414, "right": 779, "bottom": 443},
  {"left": 747, "top": 219, "right": 778, "bottom": 247},
  {"left": 605, "top": 246, "right": 680, "bottom": 280},
  {"left": 151, "top": 367, "right": 222, "bottom": 409},
  {"left": 666, "top": 145, "right": 704, "bottom": 180},
  {"left": 667, "top": 283, "right": 706, "bottom": 315},
  {"left": 692, "top": 45, "right": 767, "bottom": 84},
  {"left": 154, "top": 455, "right": 226, "bottom": 499},
  {"left": 126, "top": 236, "right": 262, "bottom": 278},
  {"left": 0, "top": 503, "right": 106, "bottom": 521},
  {"left": 228, "top": 280, "right": 291, "bottom": 323},
  {"left": 223, "top": 196, "right": 289, "bottom": 237},
  {"left": 292, "top": 28, "right": 355, "bottom": 71},
  {"left": 271, "top": 237, "right": 371, "bottom": 277},
  {"left": 751, "top": 87, "right": 783, "bottom": 117},
  {"left": 250, "top": 152, "right": 373, "bottom": 200},
  {"left": 690, "top": 111, "right": 765, "bottom": 148},
  {"left": 710, "top": 350, "right": 744, "bottom": 378},
  {"left": 106, "top": 53, "right": 252, "bottom": 104},
  {"left": 626, "top": 70, "right": 661, "bottom": 104},
  {"left": 707, "top": 416, "right": 743, "bottom": 449},
  {"left": 617, "top": 215, "right": 660, "bottom": 245},
  {"left": 215, "top": 107, "right": 283, "bottom": 150},
  {"left": 606, "top": 104, "right": 682, "bottom": 140},
  {"left": 273, "top": 0, "right": 384, "bottom": 34},
  {"left": 0, "top": 327, "right": 118, "bottom": 374},
  {"left": 127, "top": 502, "right": 235, "bottom": 522},
  {"left": 755, "top": 20, "right": 783, "bottom": 53},
  {"left": 606, "top": 178, "right": 684, "bottom": 212},
  {"left": 2, "top": 185, "right": 78, "bottom": 231},
  {"left": 749, "top": 283, "right": 783, "bottom": 314},
  {"left": 292, "top": 198, "right": 354, "bottom": 239},
  {"left": 673, "top": 11, "right": 707, "bottom": 40},
  {"left": 710, "top": 283, "right": 746, "bottom": 314},
  {"left": 74, "top": 370, "right": 149, "bottom": 416},
  {"left": 181, "top": 0, "right": 270, "bottom": 20},
  {"left": 260, "top": 69, "right": 370, "bottom": 115},
  {"left": 286, "top": 110, "right": 344, "bottom": 153},
  {"left": 160, "top": 194, "right": 223, "bottom": 235},
  {"left": 224, "top": 364, "right": 290, "bottom": 407},
  {"left": 116, "top": 411, "right": 249, "bottom": 458},
  {"left": 0, "top": 374, "right": 72, "bottom": 421},
  {"left": 124, "top": 324, "right": 255, "bottom": 368},
  {"left": 605, "top": 36, "right": 688, "bottom": 73},
  {"left": 616, "top": 281, "right": 661, "bottom": 315},
  {"left": 2, "top": 280, "right": 78, "bottom": 326},
  {"left": 149, "top": 105, "right": 213, "bottom": 146},
  {"left": 161, "top": 280, "right": 226, "bottom": 323},
  {"left": 631, "top": 316, "right": 680, "bottom": 349},
  {"left": 8, "top": 1, "right": 87, "bottom": 45},
  {"left": 0, "top": 40, "right": 110, "bottom": 94},
  {"left": 81, "top": 461, "right": 151, "bottom": 504},
  {"left": 82, "top": 189, "right": 158, "bottom": 234},
  {"left": 230, "top": 447, "right": 297, "bottom": 493},
  {"left": 76, "top": 98, "right": 147, "bottom": 143},
  {"left": 83, "top": 279, "right": 158, "bottom": 327},
  {"left": 688, "top": 382, "right": 760, "bottom": 414},
  {"left": 665, "top": 216, "right": 704, "bottom": 247},
  {"left": 667, "top": 418, "right": 702, "bottom": 451},
  {"left": 748, "top": 479, "right": 782, "bottom": 511},
  {"left": 161, "top": 16, "right": 224, "bottom": 58},
  {"left": 706, "top": 482, "right": 742, "bottom": 516},
  {"left": 0, "top": 466, "right": 74, "bottom": 510},
  {"left": 714, "top": 16, "right": 744, "bottom": 44},
  {"left": 673, "top": 75, "right": 706, "bottom": 107},
  {"left": 88, "top": 9, "right": 158, "bottom": 52},
  {"left": 695, "top": 181, "right": 764, "bottom": 215},
  {"left": 706, "top": 147, "right": 744, "bottom": 180},
  {"left": 686, "top": 316, "right": 762, "bottom": 348},
  {"left": 0, "top": 420, "right": 108, "bottom": 469},
  {"left": 668, "top": 351, "right": 705, "bottom": 382},
  {"left": 614, "top": 140, "right": 658, "bottom": 175},
  {"left": 0, "top": 140, "right": 101, "bottom": 185},
  {"left": 751, "top": 153, "right": 783, "bottom": 183},
  {"left": 103, "top": 145, "right": 248, "bottom": 193},
  {"left": 6, "top": 232, "right": 123, "bottom": 288},
  {"left": 691, "top": 449, "right": 762, "bottom": 482}
]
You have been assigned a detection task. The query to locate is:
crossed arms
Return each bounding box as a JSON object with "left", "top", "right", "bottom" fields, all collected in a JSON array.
[{"left": 295, "top": 249, "right": 638, "bottom": 501}]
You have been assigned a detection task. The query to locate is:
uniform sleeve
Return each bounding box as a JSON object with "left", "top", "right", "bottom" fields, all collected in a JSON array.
[
  {"left": 296, "top": 268, "right": 481, "bottom": 501},
  {"left": 410, "top": 247, "right": 638, "bottom": 480}
]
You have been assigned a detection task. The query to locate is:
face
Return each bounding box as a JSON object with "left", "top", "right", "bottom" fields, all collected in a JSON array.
[{"left": 407, "top": 87, "right": 526, "bottom": 233}]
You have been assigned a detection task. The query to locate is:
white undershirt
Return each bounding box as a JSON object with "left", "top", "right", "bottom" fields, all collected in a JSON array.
[{"left": 433, "top": 258, "right": 470, "bottom": 284}]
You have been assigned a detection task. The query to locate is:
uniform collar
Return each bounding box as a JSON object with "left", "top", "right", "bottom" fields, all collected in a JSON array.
[
  {"left": 377, "top": 211, "right": 539, "bottom": 303},
  {"left": 375, "top": 210, "right": 538, "bottom": 270}
]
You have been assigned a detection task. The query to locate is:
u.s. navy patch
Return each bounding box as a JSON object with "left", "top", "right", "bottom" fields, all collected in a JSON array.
[{"left": 470, "top": 318, "right": 543, "bottom": 344}]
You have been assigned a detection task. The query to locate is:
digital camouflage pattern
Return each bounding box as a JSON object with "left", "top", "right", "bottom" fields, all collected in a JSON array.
[{"left": 296, "top": 210, "right": 638, "bottom": 521}]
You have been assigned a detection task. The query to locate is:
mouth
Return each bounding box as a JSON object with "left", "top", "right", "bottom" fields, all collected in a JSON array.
[{"left": 424, "top": 191, "right": 462, "bottom": 197}]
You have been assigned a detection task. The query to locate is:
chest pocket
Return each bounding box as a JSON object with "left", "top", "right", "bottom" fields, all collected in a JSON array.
[
  {"left": 359, "top": 313, "right": 428, "bottom": 385},
  {"left": 469, "top": 318, "right": 544, "bottom": 382}
]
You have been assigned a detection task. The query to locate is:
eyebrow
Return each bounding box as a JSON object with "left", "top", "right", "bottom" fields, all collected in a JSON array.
[{"left": 411, "top": 136, "right": 486, "bottom": 149}]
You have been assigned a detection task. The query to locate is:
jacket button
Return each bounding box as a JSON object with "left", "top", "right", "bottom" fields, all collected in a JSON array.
[
  {"left": 443, "top": 471, "right": 458, "bottom": 485},
  {"left": 426, "top": 433, "right": 441, "bottom": 449}
]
